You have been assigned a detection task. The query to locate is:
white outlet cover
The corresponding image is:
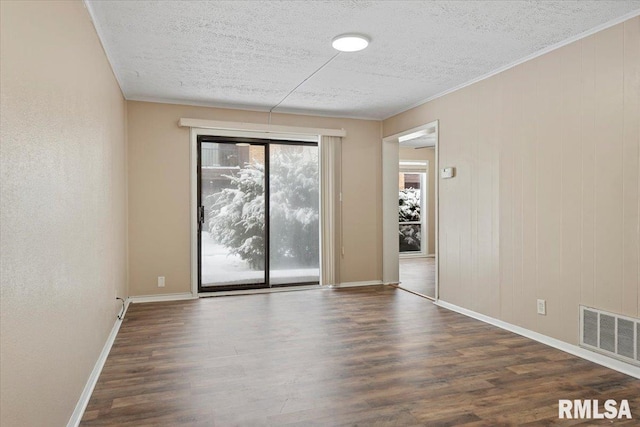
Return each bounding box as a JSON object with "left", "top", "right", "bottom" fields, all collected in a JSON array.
[
  {"left": 158, "top": 276, "right": 165, "bottom": 287},
  {"left": 537, "top": 299, "right": 546, "bottom": 315}
]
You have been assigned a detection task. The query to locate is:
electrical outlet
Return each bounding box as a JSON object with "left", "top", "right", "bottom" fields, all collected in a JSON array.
[
  {"left": 537, "top": 299, "right": 546, "bottom": 315},
  {"left": 158, "top": 276, "right": 165, "bottom": 288}
]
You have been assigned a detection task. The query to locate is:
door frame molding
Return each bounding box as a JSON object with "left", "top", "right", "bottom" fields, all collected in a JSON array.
[
  {"left": 189, "top": 126, "right": 325, "bottom": 297},
  {"left": 382, "top": 120, "right": 439, "bottom": 299}
]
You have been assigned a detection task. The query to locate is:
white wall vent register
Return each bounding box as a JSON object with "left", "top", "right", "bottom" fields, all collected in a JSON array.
[{"left": 580, "top": 306, "right": 640, "bottom": 367}]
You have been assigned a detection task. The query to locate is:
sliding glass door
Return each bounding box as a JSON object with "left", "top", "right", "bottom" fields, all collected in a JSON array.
[
  {"left": 269, "top": 143, "right": 319, "bottom": 285},
  {"left": 197, "top": 137, "right": 319, "bottom": 292},
  {"left": 198, "top": 140, "right": 266, "bottom": 289}
]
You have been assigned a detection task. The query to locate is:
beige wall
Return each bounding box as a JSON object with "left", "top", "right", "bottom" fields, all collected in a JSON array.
[
  {"left": 384, "top": 17, "right": 640, "bottom": 345},
  {"left": 127, "top": 101, "right": 381, "bottom": 296},
  {"left": 0, "top": 1, "right": 128, "bottom": 425},
  {"left": 399, "top": 147, "right": 436, "bottom": 255}
]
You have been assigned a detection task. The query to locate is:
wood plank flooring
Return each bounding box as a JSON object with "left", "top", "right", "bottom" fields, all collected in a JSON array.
[
  {"left": 82, "top": 286, "right": 640, "bottom": 426},
  {"left": 398, "top": 257, "right": 436, "bottom": 298}
]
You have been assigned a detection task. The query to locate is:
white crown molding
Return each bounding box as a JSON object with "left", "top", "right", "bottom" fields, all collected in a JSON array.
[
  {"left": 435, "top": 300, "right": 640, "bottom": 379},
  {"left": 67, "top": 298, "right": 131, "bottom": 427},
  {"left": 383, "top": 9, "right": 640, "bottom": 121},
  {"left": 83, "top": 1, "right": 126, "bottom": 98},
  {"left": 86, "top": 1, "right": 639, "bottom": 124},
  {"left": 126, "top": 96, "right": 381, "bottom": 122}
]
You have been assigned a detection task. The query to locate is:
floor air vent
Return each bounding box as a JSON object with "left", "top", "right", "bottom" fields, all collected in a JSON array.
[{"left": 580, "top": 306, "right": 640, "bottom": 366}]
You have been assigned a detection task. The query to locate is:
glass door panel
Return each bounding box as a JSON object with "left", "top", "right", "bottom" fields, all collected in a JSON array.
[
  {"left": 399, "top": 172, "right": 424, "bottom": 253},
  {"left": 269, "top": 144, "right": 320, "bottom": 285},
  {"left": 199, "top": 142, "right": 266, "bottom": 289}
]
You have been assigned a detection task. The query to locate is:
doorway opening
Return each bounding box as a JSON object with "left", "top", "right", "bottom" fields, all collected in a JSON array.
[
  {"left": 382, "top": 121, "right": 438, "bottom": 300},
  {"left": 197, "top": 136, "right": 320, "bottom": 292}
]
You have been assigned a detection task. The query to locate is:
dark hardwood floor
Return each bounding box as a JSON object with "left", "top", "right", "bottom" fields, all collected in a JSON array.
[
  {"left": 82, "top": 286, "right": 640, "bottom": 426},
  {"left": 398, "top": 257, "right": 436, "bottom": 298}
]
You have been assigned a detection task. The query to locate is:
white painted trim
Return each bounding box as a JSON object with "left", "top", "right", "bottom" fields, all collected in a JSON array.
[
  {"left": 67, "top": 298, "right": 132, "bottom": 427},
  {"left": 330, "top": 280, "right": 384, "bottom": 288},
  {"left": 190, "top": 127, "right": 199, "bottom": 297},
  {"left": 384, "top": 122, "right": 438, "bottom": 144},
  {"left": 191, "top": 126, "right": 318, "bottom": 142},
  {"left": 435, "top": 300, "right": 640, "bottom": 379},
  {"left": 433, "top": 122, "right": 439, "bottom": 301},
  {"left": 83, "top": 1, "right": 126, "bottom": 96},
  {"left": 129, "top": 292, "right": 196, "bottom": 304},
  {"left": 383, "top": 121, "right": 439, "bottom": 299},
  {"left": 179, "top": 118, "right": 346, "bottom": 137},
  {"left": 127, "top": 96, "right": 379, "bottom": 121},
  {"left": 383, "top": 9, "right": 640, "bottom": 120},
  {"left": 382, "top": 138, "right": 400, "bottom": 284},
  {"left": 399, "top": 253, "right": 429, "bottom": 259}
]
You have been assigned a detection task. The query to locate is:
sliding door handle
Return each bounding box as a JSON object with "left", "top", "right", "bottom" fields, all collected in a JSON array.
[{"left": 198, "top": 206, "right": 205, "bottom": 227}]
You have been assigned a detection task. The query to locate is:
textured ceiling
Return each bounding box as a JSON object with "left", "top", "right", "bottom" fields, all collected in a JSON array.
[{"left": 86, "top": 1, "right": 640, "bottom": 120}]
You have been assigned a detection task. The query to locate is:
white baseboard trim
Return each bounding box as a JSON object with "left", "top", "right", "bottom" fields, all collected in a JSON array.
[
  {"left": 435, "top": 300, "right": 640, "bottom": 379},
  {"left": 67, "top": 298, "right": 132, "bottom": 427},
  {"left": 331, "top": 280, "right": 384, "bottom": 288},
  {"left": 129, "top": 292, "right": 196, "bottom": 303},
  {"left": 132, "top": 283, "right": 388, "bottom": 299}
]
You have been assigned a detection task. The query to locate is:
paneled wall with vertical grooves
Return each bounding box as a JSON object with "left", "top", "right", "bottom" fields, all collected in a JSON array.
[{"left": 383, "top": 17, "right": 640, "bottom": 346}]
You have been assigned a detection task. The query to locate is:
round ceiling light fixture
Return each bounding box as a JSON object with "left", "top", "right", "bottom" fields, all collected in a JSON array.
[
  {"left": 332, "top": 34, "right": 370, "bottom": 52},
  {"left": 235, "top": 143, "right": 250, "bottom": 147}
]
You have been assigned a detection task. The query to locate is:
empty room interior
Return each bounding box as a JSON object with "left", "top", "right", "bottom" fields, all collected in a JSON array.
[{"left": 3, "top": 1, "right": 640, "bottom": 425}]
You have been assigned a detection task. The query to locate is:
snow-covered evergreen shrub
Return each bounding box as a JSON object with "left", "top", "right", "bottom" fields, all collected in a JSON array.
[
  {"left": 399, "top": 188, "right": 420, "bottom": 221},
  {"left": 208, "top": 165, "right": 266, "bottom": 269},
  {"left": 399, "top": 188, "right": 421, "bottom": 251},
  {"left": 207, "top": 148, "right": 319, "bottom": 270},
  {"left": 269, "top": 149, "right": 319, "bottom": 269}
]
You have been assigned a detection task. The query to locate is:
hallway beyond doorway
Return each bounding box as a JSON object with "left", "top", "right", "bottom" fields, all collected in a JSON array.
[{"left": 398, "top": 257, "right": 435, "bottom": 299}]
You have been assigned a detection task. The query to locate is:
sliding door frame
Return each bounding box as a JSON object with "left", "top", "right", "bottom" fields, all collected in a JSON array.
[
  {"left": 196, "top": 135, "right": 320, "bottom": 293},
  {"left": 194, "top": 131, "right": 320, "bottom": 295},
  {"left": 197, "top": 137, "right": 269, "bottom": 292}
]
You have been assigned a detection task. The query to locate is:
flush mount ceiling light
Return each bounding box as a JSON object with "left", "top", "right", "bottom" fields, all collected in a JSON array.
[
  {"left": 235, "top": 143, "right": 250, "bottom": 147},
  {"left": 332, "top": 34, "right": 370, "bottom": 52}
]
